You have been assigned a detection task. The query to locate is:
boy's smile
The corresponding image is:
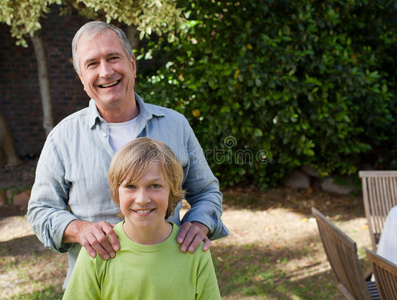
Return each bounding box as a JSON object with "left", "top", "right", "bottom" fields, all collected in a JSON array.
[{"left": 132, "top": 209, "right": 155, "bottom": 215}]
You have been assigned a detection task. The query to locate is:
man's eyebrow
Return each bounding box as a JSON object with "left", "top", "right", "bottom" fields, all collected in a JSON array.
[
  {"left": 82, "top": 52, "right": 123, "bottom": 68},
  {"left": 83, "top": 58, "right": 96, "bottom": 67},
  {"left": 107, "top": 52, "right": 123, "bottom": 57}
]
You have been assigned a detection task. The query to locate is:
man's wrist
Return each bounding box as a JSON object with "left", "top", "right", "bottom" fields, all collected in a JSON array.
[
  {"left": 191, "top": 221, "right": 210, "bottom": 236},
  {"left": 63, "top": 219, "right": 86, "bottom": 244}
]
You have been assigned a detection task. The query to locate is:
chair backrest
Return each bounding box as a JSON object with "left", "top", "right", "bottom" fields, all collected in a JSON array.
[
  {"left": 312, "top": 207, "right": 372, "bottom": 300},
  {"left": 366, "top": 249, "right": 397, "bottom": 300},
  {"left": 359, "top": 171, "right": 397, "bottom": 251}
]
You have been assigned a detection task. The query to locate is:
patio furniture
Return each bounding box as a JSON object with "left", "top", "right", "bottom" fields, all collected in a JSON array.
[
  {"left": 312, "top": 207, "right": 379, "bottom": 300},
  {"left": 359, "top": 171, "right": 397, "bottom": 251},
  {"left": 366, "top": 249, "right": 397, "bottom": 300}
]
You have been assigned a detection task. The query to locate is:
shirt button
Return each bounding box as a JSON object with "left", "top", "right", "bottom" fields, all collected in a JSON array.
[{"left": 102, "top": 132, "right": 107, "bottom": 137}]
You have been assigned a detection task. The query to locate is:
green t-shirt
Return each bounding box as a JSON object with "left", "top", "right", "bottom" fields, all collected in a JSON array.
[{"left": 63, "top": 222, "right": 221, "bottom": 299}]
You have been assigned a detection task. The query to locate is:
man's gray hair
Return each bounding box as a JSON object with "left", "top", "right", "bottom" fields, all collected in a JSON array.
[{"left": 72, "top": 21, "right": 132, "bottom": 74}]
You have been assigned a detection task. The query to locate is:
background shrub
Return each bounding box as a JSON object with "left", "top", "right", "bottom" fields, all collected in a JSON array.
[{"left": 137, "top": 0, "right": 397, "bottom": 189}]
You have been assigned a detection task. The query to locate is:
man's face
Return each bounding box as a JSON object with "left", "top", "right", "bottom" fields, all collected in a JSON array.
[{"left": 76, "top": 30, "right": 136, "bottom": 112}]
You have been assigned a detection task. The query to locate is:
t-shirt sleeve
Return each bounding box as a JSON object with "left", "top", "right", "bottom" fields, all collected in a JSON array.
[
  {"left": 196, "top": 250, "right": 222, "bottom": 299},
  {"left": 62, "top": 247, "right": 101, "bottom": 299}
]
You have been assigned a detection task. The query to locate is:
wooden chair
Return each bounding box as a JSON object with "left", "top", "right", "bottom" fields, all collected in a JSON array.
[
  {"left": 366, "top": 249, "right": 397, "bottom": 300},
  {"left": 312, "top": 207, "right": 379, "bottom": 300},
  {"left": 359, "top": 171, "right": 397, "bottom": 251}
]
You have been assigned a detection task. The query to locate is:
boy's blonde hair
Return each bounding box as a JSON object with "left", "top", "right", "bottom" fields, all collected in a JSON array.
[{"left": 108, "top": 137, "right": 185, "bottom": 219}]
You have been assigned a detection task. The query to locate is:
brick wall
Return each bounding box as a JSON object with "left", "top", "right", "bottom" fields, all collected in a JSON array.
[{"left": 1, "top": 8, "right": 90, "bottom": 158}]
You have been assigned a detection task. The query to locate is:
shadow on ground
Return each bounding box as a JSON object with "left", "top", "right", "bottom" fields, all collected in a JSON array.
[
  {"left": 222, "top": 186, "right": 365, "bottom": 220},
  {"left": 211, "top": 231, "right": 366, "bottom": 300}
]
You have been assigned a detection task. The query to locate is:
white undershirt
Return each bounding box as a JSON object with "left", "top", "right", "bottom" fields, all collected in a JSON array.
[{"left": 108, "top": 115, "right": 141, "bottom": 152}]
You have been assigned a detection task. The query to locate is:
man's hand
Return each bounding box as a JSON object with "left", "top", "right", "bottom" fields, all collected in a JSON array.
[
  {"left": 177, "top": 221, "right": 211, "bottom": 253},
  {"left": 63, "top": 220, "right": 120, "bottom": 260}
]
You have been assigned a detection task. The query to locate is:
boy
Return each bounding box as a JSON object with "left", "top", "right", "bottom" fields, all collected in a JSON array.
[{"left": 63, "top": 137, "right": 221, "bottom": 299}]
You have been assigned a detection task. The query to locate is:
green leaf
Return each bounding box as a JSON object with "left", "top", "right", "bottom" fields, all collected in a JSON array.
[{"left": 254, "top": 128, "right": 263, "bottom": 137}]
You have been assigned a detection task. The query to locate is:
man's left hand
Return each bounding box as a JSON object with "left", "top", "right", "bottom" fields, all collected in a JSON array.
[{"left": 177, "top": 221, "right": 211, "bottom": 253}]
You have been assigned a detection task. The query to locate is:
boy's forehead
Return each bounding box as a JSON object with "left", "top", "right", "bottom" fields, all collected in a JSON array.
[{"left": 122, "top": 161, "right": 164, "bottom": 180}]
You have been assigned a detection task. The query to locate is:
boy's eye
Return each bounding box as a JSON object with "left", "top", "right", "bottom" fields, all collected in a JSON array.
[
  {"left": 126, "top": 184, "right": 136, "bottom": 189},
  {"left": 151, "top": 184, "right": 161, "bottom": 189}
]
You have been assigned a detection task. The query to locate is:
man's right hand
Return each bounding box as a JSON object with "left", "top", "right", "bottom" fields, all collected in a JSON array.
[{"left": 63, "top": 219, "right": 120, "bottom": 260}]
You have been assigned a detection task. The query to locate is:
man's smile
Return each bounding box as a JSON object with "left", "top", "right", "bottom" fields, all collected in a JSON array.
[{"left": 99, "top": 80, "right": 120, "bottom": 88}]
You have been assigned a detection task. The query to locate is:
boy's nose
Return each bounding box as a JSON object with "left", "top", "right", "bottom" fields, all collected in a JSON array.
[{"left": 135, "top": 189, "right": 151, "bottom": 204}]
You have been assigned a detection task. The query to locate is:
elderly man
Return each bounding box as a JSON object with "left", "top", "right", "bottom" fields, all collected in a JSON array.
[{"left": 27, "top": 21, "right": 228, "bottom": 288}]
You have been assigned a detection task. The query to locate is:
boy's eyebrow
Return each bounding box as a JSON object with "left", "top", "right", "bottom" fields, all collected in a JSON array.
[
  {"left": 150, "top": 177, "right": 163, "bottom": 182},
  {"left": 126, "top": 177, "right": 164, "bottom": 183}
]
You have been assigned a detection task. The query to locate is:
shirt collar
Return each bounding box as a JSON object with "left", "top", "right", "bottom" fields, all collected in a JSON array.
[{"left": 88, "top": 93, "right": 165, "bottom": 129}]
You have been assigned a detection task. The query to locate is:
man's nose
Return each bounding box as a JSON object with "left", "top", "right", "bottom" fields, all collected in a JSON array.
[{"left": 99, "top": 61, "right": 114, "bottom": 78}]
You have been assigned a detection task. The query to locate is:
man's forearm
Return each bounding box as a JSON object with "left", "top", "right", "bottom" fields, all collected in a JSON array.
[{"left": 63, "top": 219, "right": 88, "bottom": 243}]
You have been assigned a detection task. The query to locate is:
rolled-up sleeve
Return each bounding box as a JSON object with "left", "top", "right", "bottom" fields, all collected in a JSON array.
[
  {"left": 27, "top": 136, "right": 77, "bottom": 253},
  {"left": 180, "top": 118, "right": 229, "bottom": 240}
]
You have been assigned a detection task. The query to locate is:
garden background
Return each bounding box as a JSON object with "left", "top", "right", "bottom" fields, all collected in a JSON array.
[
  {"left": 1, "top": 0, "right": 396, "bottom": 187},
  {"left": 0, "top": 1, "right": 396, "bottom": 299}
]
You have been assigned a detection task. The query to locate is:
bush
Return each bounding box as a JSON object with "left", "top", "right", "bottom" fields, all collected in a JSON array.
[{"left": 137, "top": 0, "right": 397, "bottom": 189}]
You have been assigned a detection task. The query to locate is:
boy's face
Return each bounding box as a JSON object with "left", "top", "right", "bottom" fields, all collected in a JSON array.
[{"left": 118, "top": 163, "right": 170, "bottom": 232}]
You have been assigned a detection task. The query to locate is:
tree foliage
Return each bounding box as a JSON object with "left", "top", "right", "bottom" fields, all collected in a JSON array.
[
  {"left": 0, "top": 0, "right": 186, "bottom": 47},
  {"left": 0, "top": 0, "right": 62, "bottom": 47},
  {"left": 137, "top": 0, "right": 397, "bottom": 188},
  {"left": 66, "top": 0, "right": 186, "bottom": 42}
]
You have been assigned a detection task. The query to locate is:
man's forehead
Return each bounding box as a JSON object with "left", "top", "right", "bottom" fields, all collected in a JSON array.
[
  {"left": 77, "top": 30, "right": 124, "bottom": 60},
  {"left": 78, "top": 29, "right": 115, "bottom": 47}
]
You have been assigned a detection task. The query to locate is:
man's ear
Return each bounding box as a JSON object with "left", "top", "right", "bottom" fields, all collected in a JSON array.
[
  {"left": 130, "top": 55, "right": 137, "bottom": 77},
  {"left": 130, "top": 54, "right": 136, "bottom": 70}
]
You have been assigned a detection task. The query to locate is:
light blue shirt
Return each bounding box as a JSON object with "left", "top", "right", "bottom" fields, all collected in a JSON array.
[{"left": 27, "top": 93, "right": 229, "bottom": 288}]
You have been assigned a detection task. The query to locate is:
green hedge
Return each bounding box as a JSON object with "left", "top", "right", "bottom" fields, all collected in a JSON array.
[{"left": 137, "top": 0, "right": 397, "bottom": 188}]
